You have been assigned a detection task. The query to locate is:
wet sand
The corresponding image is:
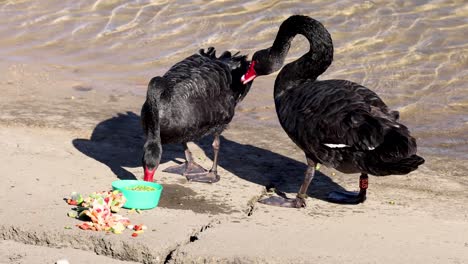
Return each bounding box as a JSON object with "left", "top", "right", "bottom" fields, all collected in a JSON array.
[{"left": 1, "top": 61, "right": 467, "bottom": 263}]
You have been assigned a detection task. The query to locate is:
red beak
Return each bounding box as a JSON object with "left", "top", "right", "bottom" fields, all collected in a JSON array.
[
  {"left": 241, "top": 61, "right": 257, "bottom": 85},
  {"left": 143, "top": 166, "right": 156, "bottom": 182}
]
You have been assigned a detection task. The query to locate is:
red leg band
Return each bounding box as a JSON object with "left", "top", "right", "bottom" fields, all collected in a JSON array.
[{"left": 359, "top": 178, "right": 369, "bottom": 189}]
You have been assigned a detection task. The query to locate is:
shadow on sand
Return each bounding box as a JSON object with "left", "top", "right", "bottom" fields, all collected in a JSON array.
[
  {"left": 73, "top": 112, "right": 183, "bottom": 180},
  {"left": 72, "top": 111, "right": 348, "bottom": 202},
  {"left": 195, "top": 135, "right": 349, "bottom": 201}
]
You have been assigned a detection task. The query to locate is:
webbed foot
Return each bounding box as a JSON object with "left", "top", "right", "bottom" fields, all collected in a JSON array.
[
  {"left": 163, "top": 162, "right": 207, "bottom": 176},
  {"left": 259, "top": 195, "right": 307, "bottom": 208},
  {"left": 327, "top": 190, "right": 366, "bottom": 204},
  {"left": 186, "top": 171, "right": 220, "bottom": 183}
]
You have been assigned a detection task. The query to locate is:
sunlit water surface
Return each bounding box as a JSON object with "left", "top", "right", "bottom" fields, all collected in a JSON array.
[{"left": 1, "top": 0, "right": 467, "bottom": 159}]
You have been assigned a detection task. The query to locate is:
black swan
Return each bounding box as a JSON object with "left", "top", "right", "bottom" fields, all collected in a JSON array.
[
  {"left": 241, "top": 15, "right": 425, "bottom": 206},
  {"left": 141, "top": 47, "right": 253, "bottom": 183}
]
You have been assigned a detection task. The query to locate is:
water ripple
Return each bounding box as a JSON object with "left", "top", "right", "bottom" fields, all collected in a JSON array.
[{"left": 0, "top": 0, "right": 466, "bottom": 158}]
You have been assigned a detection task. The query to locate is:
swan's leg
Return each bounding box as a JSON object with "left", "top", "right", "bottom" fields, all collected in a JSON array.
[
  {"left": 186, "top": 134, "right": 220, "bottom": 183},
  {"left": 259, "top": 158, "right": 316, "bottom": 208},
  {"left": 327, "top": 173, "right": 368, "bottom": 204},
  {"left": 163, "top": 143, "right": 207, "bottom": 176}
]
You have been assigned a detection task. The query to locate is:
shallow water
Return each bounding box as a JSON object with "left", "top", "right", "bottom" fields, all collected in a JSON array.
[{"left": 1, "top": 0, "right": 467, "bottom": 159}]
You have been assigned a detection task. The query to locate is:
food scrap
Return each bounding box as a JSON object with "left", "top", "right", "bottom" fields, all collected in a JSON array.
[
  {"left": 67, "top": 211, "right": 78, "bottom": 218},
  {"left": 65, "top": 190, "right": 147, "bottom": 237},
  {"left": 128, "top": 208, "right": 142, "bottom": 214},
  {"left": 130, "top": 224, "right": 147, "bottom": 238},
  {"left": 66, "top": 192, "right": 83, "bottom": 206}
]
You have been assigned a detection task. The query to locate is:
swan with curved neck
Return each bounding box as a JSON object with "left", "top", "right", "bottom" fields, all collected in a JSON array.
[
  {"left": 243, "top": 15, "right": 424, "bottom": 207},
  {"left": 242, "top": 15, "right": 333, "bottom": 92}
]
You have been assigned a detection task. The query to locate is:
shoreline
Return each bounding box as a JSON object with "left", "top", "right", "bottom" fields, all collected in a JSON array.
[
  {"left": 1, "top": 61, "right": 466, "bottom": 181},
  {"left": 1, "top": 61, "right": 467, "bottom": 263}
]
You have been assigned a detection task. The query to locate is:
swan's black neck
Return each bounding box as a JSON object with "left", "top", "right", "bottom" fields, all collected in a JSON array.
[{"left": 270, "top": 16, "right": 333, "bottom": 97}]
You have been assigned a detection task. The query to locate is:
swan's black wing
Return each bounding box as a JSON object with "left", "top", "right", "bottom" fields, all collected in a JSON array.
[
  {"left": 276, "top": 80, "right": 415, "bottom": 168},
  {"left": 344, "top": 80, "right": 400, "bottom": 120},
  {"left": 152, "top": 50, "right": 250, "bottom": 143},
  {"left": 163, "top": 54, "right": 233, "bottom": 101},
  {"left": 199, "top": 47, "right": 252, "bottom": 103}
]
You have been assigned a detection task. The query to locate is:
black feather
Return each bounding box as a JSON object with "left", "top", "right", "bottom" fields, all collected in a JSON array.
[
  {"left": 254, "top": 15, "right": 424, "bottom": 177},
  {"left": 141, "top": 47, "right": 251, "bottom": 170}
]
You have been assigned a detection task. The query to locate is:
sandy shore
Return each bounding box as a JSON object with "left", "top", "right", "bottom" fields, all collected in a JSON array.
[{"left": 1, "top": 62, "right": 467, "bottom": 263}]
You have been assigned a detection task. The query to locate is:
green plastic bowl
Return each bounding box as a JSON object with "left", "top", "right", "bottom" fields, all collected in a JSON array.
[{"left": 111, "top": 180, "right": 163, "bottom": 210}]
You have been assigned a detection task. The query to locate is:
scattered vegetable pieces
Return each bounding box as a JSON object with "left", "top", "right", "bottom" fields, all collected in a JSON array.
[
  {"left": 67, "top": 211, "right": 78, "bottom": 218},
  {"left": 66, "top": 190, "right": 147, "bottom": 237},
  {"left": 67, "top": 199, "right": 78, "bottom": 205},
  {"left": 81, "top": 190, "right": 126, "bottom": 213},
  {"left": 66, "top": 192, "right": 84, "bottom": 206},
  {"left": 128, "top": 208, "right": 142, "bottom": 214},
  {"left": 129, "top": 224, "right": 147, "bottom": 237},
  {"left": 130, "top": 224, "right": 147, "bottom": 237},
  {"left": 110, "top": 222, "right": 126, "bottom": 234}
]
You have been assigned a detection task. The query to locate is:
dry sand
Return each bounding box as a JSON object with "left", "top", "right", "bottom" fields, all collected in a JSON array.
[{"left": 1, "top": 62, "right": 467, "bottom": 263}]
